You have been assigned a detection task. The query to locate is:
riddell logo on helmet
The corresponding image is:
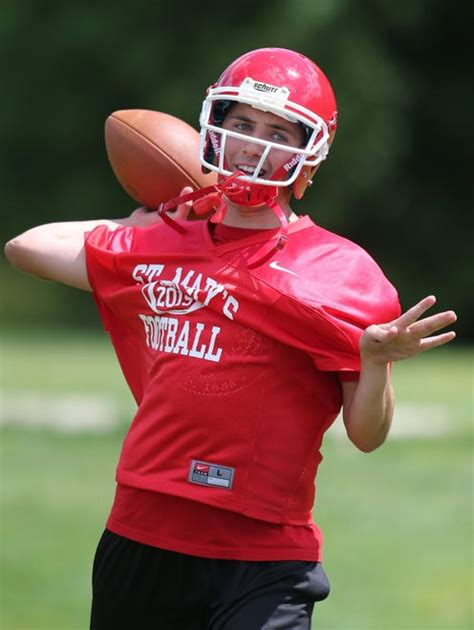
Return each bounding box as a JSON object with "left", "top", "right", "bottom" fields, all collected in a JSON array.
[
  {"left": 209, "top": 130, "right": 221, "bottom": 155},
  {"left": 283, "top": 154, "right": 302, "bottom": 172}
]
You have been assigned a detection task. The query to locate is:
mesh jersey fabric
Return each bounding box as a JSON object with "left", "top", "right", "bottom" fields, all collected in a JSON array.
[
  {"left": 106, "top": 224, "right": 324, "bottom": 563},
  {"left": 84, "top": 215, "right": 400, "bottom": 525}
]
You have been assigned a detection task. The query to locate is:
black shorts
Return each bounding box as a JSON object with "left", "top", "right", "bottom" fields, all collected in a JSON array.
[{"left": 90, "top": 529, "right": 330, "bottom": 630}]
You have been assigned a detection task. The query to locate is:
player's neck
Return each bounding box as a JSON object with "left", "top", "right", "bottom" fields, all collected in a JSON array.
[{"left": 222, "top": 196, "right": 298, "bottom": 229}]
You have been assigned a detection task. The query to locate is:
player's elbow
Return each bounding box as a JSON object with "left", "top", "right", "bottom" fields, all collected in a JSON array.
[
  {"left": 4, "top": 236, "right": 45, "bottom": 277},
  {"left": 347, "top": 425, "right": 389, "bottom": 453},
  {"left": 345, "top": 416, "right": 391, "bottom": 453},
  {"left": 5, "top": 237, "right": 27, "bottom": 270},
  {"left": 350, "top": 434, "right": 387, "bottom": 453},
  {"left": 5, "top": 229, "right": 91, "bottom": 291}
]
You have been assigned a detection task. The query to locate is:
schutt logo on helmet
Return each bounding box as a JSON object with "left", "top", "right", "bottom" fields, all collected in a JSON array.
[{"left": 251, "top": 81, "right": 279, "bottom": 94}]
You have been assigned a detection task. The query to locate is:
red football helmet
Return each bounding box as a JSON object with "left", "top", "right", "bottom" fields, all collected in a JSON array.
[{"left": 199, "top": 47, "right": 338, "bottom": 206}]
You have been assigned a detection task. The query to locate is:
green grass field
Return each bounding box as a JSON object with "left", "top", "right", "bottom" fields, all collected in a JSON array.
[{"left": 1, "top": 330, "right": 473, "bottom": 629}]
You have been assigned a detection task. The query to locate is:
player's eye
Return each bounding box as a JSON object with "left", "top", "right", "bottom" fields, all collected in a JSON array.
[
  {"left": 234, "top": 122, "right": 252, "bottom": 132},
  {"left": 271, "top": 132, "right": 289, "bottom": 143}
]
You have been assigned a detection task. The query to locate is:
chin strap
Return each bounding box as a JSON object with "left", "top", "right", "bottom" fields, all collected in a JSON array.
[
  {"left": 157, "top": 172, "right": 290, "bottom": 267},
  {"left": 157, "top": 172, "right": 245, "bottom": 232}
]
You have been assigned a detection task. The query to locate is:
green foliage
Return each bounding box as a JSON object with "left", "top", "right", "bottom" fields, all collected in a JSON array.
[{"left": 1, "top": 0, "right": 472, "bottom": 336}]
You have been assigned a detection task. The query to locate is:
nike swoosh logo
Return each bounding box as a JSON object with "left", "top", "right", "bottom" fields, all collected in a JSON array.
[{"left": 269, "top": 261, "right": 299, "bottom": 277}]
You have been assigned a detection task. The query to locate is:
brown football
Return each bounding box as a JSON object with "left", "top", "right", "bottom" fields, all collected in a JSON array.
[{"left": 104, "top": 109, "right": 217, "bottom": 209}]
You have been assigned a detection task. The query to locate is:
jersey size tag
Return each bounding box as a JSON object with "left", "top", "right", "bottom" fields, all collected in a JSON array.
[{"left": 188, "top": 460, "right": 234, "bottom": 490}]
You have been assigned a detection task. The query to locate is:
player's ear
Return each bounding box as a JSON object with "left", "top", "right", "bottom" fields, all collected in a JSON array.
[
  {"left": 292, "top": 129, "right": 336, "bottom": 200},
  {"left": 292, "top": 165, "right": 318, "bottom": 200}
]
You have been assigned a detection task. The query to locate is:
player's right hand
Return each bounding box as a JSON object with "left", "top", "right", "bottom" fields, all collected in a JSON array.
[
  {"left": 172, "top": 186, "right": 194, "bottom": 220},
  {"left": 130, "top": 187, "right": 194, "bottom": 226}
]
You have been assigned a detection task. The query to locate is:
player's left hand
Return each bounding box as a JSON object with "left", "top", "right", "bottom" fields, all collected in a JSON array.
[{"left": 360, "top": 295, "right": 457, "bottom": 365}]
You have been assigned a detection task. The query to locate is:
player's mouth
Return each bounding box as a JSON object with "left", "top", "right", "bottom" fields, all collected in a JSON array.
[{"left": 234, "top": 164, "right": 268, "bottom": 178}]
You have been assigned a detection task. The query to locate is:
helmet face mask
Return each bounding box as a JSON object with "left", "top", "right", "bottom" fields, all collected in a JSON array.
[
  {"left": 199, "top": 48, "right": 337, "bottom": 202},
  {"left": 200, "top": 88, "right": 329, "bottom": 187}
]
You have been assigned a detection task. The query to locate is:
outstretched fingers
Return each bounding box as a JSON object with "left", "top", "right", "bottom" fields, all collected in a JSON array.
[
  {"left": 405, "top": 309, "right": 458, "bottom": 340},
  {"left": 419, "top": 330, "right": 457, "bottom": 352},
  {"left": 392, "top": 295, "right": 437, "bottom": 329}
]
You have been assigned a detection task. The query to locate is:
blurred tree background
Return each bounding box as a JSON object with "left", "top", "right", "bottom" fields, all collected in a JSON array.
[{"left": 1, "top": 0, "right": 472, "bottom": 337}]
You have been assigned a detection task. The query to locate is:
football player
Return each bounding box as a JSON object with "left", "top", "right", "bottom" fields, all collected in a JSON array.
[{"left": 5, "top": 48, "right": 456, "bottom": 629}]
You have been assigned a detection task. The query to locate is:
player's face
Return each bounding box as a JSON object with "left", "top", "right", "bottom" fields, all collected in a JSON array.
[{"left": 221, "top": 103, "right": 305, "bottom": 180}]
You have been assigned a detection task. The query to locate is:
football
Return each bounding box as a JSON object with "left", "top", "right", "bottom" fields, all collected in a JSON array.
[{"left": 104, "top": 109, "right": 217, "bottom": 209}]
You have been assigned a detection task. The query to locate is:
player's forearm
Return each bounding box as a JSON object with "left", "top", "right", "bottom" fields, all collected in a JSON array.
[
  {"left": 343, "top": 361, "right": 394, "bottom": 452},
  {"left": 4, "top": 218, "right": 130, "bottom": 290}
]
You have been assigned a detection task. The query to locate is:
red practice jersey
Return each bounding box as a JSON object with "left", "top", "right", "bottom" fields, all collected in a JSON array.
[{"left": 85, "top": 215, "right": 400, "bottom": 526}]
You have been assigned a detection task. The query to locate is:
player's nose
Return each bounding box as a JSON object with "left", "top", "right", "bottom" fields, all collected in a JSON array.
[{"left": 242, "top": 137, "right": 265, "bottom": 158}]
